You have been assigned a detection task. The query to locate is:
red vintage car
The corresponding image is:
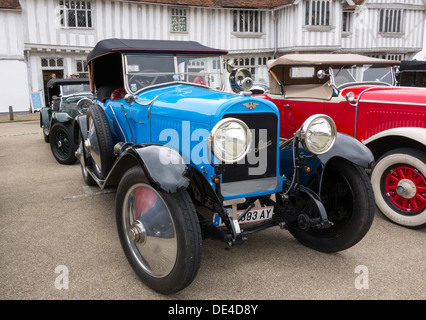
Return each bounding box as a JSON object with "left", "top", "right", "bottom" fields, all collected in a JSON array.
[{"left": 259, "top": 54, "right": 426, "bottom": 228}]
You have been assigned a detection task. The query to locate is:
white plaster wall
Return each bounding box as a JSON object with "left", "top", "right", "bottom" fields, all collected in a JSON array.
[{"left": 0, "top": 60, "right": 31, "bottom": 113}]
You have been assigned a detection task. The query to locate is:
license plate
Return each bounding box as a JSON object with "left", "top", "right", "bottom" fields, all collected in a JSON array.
[{"left": 213, "top": 206, "right": 274, "bottom": 227}]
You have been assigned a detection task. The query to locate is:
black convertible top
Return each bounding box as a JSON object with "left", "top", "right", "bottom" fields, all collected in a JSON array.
[
  {"left": 87, "top": 38, "right": 228, "bottom": 62},
  {"left": 400, "top": 60, "right": 426, "bottom": 71}
]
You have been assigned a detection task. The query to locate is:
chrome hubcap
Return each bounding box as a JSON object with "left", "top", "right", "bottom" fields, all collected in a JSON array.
[
  {"left": 396, "top": 179, "right": 416, "bottom": 199},
  {"left": 129, "top": 220, "right": 146, "bottom": 244},
  {"left": 123, "top": 184, "right": 177, "bottom": 278}
]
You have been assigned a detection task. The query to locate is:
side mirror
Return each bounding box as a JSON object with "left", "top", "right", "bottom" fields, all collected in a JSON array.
[
  {"left": 394, "top": 66, "right": 400, "bottom": 75},
  {"left": 225, "top": 59, "right": 235, "bottom": 73},
  {"left": 229, "top": 68, "right": 254, "bottom": 94},
  {"left": 317, "top": 70, "right": 328, "bottom": 79},
  {"left": 124, "top": 93, "right": 135, "bottom": 105},
  {"left": 242, "top": 78, "right": 253, "bottom": 93},
  {"left": 345, "top": 91, "right": 357, "bottom": 106}
]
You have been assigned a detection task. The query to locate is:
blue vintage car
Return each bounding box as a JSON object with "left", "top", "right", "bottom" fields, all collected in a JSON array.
[{"left": 75, "top": 38, "right": 375, "bottom": 294}]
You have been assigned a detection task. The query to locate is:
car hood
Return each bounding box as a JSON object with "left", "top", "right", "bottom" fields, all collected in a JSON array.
[
  {"left": 358, "top": 86, "right": 426, "bottom": 106},
  {"left": 135, "top": 84, "right": 278, "bottom": 124}
]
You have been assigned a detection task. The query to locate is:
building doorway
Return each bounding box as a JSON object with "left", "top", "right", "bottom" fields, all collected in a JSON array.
[{"left": 42, "top": 69, "right": 64, "bottom": 106}]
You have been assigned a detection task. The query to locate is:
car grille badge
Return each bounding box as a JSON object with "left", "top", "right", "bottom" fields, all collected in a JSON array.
[{"left": 243, "top": 102, "right": 258, "bottom": 110}]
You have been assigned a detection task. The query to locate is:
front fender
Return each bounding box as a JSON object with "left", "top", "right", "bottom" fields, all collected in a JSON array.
[
  {"left": 279, "top": 132, "right": 374, "bottom": 191},
  {"left": 318, "top": 132, "right": 374, "bottom": 169},
  {"left": 40, "top": 107, "right": 51, "bottom": 132},
  {"left": 73, "top": 114, "right": 88, "bottom": 145},
  {"left": 363, "top": 127, "right": 426, "bottom": 148},
  {"left": 51, "top": 112, "right": 74, "bottom": 124},
  {"left": 104, "top": 144, "right": 192, "bottom": 193}
]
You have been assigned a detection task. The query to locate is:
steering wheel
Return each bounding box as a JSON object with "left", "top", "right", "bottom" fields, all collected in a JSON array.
[{"left": 129, "top": 69, "right": 168, "bottom": 90}]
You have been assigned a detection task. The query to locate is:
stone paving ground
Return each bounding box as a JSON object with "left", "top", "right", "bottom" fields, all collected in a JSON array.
[{"left": 0, "top": 118, "right": 425, "bottom": 303}]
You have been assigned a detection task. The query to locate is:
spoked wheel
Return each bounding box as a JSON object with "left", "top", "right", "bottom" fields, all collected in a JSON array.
[
  {"left": 371, "top": 148, "right": 426, "bottom": 228},
  {"left": 289, "top": 158, "right": 375, "bottom": 253},
  {"left": 116, "top": 166, "right": 202, "bottom": 294},
  {"left": 85, "top": 104, "right": 114, "bottom": 179},
  {"left": 50, "top": 122, "right": 77, "bottom": 165}
]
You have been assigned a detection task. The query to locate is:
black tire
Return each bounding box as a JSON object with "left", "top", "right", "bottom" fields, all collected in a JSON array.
[
  {"left": 289, "top": 158, "right": 375, "bottom": 253},
  {"left": 371, "top": 148, "right": 426, "bottom": 229},
  {"left": 116, "top": 166, "right": 202, "bottom": 294},
  {"left": 86, "top": 104, "right": 115, "bottom": 179},
  {"left": 50, "top": 122, "right": 77, "bottom": 165}
]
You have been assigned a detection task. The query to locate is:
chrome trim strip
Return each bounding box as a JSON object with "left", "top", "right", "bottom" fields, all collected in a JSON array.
[
  {"left": 221, "top": 177, "right": 280, "bottom": 197},
  {"left": 358, "top": 99, "right": 426, "bottom": 107}
]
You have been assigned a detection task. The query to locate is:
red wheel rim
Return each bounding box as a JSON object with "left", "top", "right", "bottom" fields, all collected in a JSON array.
[{"left": 384, "top": 165, "right": 426, "bottom": 213}]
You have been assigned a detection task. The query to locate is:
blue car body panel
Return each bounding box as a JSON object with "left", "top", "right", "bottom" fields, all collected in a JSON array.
[{"left": 99, "top": 83, "right": 284, "bottom": 200}]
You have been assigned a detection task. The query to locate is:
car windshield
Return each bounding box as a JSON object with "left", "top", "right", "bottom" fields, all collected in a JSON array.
[
  {"left": 61, "top": 84, "right": 91, "bottom": 96},
  {"left": 125, "top": 54, "right": 224, "bottom": 93},
  {"left": 332, "top": 65, "right": 394, "bottom": 88}
]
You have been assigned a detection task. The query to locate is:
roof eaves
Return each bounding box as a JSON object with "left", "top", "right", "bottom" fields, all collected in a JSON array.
[
  {"left": 126, "top": 0, "right": 295, "bottom": 9},
  {"left": 0, "top": 0, "right": 22, "bottom": 10}
]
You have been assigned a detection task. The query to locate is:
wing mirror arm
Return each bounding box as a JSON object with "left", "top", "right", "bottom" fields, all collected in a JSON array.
[
  {"left": 318, "top": 68, "right": 338, "bottom": 94},
  {"left": 124, "top": 93, "right": 147, "bottom": 107},
  {"left": 392, "top": 66, "right": 400, "bottom": 86}
]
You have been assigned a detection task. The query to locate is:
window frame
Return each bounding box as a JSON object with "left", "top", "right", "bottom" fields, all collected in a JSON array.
[
  {"left": 304, "top": 0, "right": 333, "bottom": 30},
  {"left": 378, "top": 8, "right": 404, "bottom": 35},
  {"left": 58, "top": 1, "right": 93, "bottom": 29},
  {"left": 342, "top": 10, "right": 353, "bottom": 35},
  {"left": 41, "top": 57, "right": 64, "bottom": 69},
  {"left": 75, "top": 59, "right": 88, "bottom": 73},
  {"left": 232, "top": 10, "right": 264, "bottom": 36},
  {"left": 170, "top": 7, "right": 188, "bottom": 33}
]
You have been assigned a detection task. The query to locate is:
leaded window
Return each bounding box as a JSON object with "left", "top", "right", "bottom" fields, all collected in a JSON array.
[
  {"left": 304, "top": 0, "right": 331, "bottom": 26},
  {"left": 342, "top": 11, "right": 353, "bottom": 33},
  {"left": 379, "top": 9, "right": 403, "bottom": 33},
  {"left": 233, "top": 10, "right": 263, "bottom": 33},
  {"left": 171, "top": 8, "right": 187, "bottom": 32},
  {"left": 76, "top": 59, "right": 88, "bottom": 73},
  {"left": 59, "top": 1, "right": 92, "bottom": 28},
  {"left": 41, "top": 58, "right": 64, "bottom": 68}
]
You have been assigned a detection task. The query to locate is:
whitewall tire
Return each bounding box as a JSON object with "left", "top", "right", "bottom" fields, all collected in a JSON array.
[{"left": 371, "top": 148, "right": 426, "bottom": 228}]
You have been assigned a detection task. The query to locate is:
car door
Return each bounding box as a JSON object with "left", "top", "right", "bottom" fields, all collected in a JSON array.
[
  {"left": 276, "top": 66, "right": 330, "bottom": 139},
  {"left": 280, "top": 98, "right": 326, "bottom": 139}
]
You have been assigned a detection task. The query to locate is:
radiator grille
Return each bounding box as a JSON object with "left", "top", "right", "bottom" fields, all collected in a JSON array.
[{"left": 221, "top": 113, "right": 278, "bottom": 183}]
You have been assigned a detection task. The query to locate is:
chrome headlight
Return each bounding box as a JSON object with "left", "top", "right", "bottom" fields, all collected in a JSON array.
[
  {"left": 298, "top": 114, "right": 337, "bottom": 155},
  {"left": 208, "top": 118, "right": 252, "bottom": 164}
]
